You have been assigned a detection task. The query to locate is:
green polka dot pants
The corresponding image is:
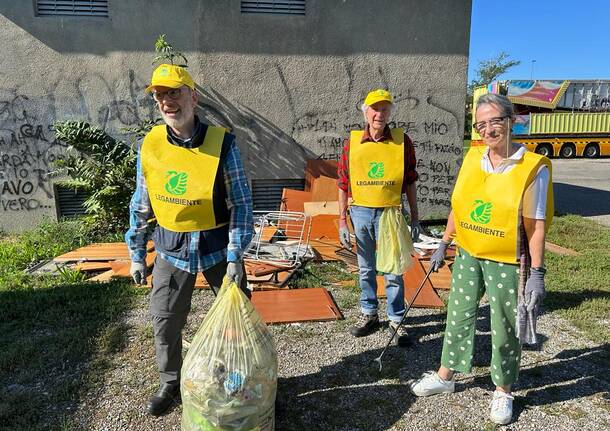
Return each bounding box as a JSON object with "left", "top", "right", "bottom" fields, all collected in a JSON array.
[{"left": 440, "top": 248, "right": 521, "bottom": 387}]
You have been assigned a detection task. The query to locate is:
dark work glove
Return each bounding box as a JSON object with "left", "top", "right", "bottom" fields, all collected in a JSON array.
[
  {"left": 339, "top": 219, "right": 351, "bottom": 249},
  {"left": 410, "top": 220, "right": 422, "bottom": 243},
  {"left": 429, "top": 241, "right": 450, "bottom": 272}
]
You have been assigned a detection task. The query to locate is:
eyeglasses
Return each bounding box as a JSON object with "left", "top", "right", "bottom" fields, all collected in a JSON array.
[
  {"left": 473, "top": 116, "right": 510, "bottom": 133},
  {"left": 152, "top": 87, "right": 185, "bottom": 102}
]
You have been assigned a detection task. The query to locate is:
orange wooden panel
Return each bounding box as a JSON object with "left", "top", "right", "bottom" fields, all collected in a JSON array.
[
  {"left": 304, "top": 160, "right": 338, "bottom": 191},
  {"left": 309, "top": 214, "right": 340, "bottom": 241},
  {"left": 376, "top": 257, "right": 444, "bottom": 308},
  {"left": 280, "top": 188, "right": 312, "bottom": 212},
  {"left": 54, "top": 241, "right": 154, "bottom": 262},
  {"left": 310, "top": 175, "right": 339, "bottom": 202},
  {"left": 251, "top": 288, "right": 343, "bottom": 324}
]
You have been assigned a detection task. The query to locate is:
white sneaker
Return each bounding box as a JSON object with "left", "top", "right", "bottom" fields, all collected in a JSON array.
[
  {"left": 490, "top": 390, "right": 514, "bottom": 425},
  {"left": 409, "top": 371, "right": 455, "bottom": 397}
]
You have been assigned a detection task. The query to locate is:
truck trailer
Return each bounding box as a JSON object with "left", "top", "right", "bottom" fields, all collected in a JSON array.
[{"left": 472, "top": 80, "right": 610, "bottom": 158}]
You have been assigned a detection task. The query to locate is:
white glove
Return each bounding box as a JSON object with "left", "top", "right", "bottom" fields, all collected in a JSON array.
[
  {"left": 226, "top": 261, "right": 244, "bottom": 286},
  {"left": 130, "top": 260, "right": 147, "bottom": 285}
]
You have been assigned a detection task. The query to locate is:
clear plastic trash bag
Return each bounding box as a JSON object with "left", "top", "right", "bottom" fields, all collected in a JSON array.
[{"left": 181, "top": 278, "right": 277, "bottom": 430}]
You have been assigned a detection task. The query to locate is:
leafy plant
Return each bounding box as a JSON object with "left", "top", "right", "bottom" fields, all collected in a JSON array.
[
  {"left": 55, "top": 264, "right": 87, "bottom": 283},
  {"left": 121, "top": 119, "right": 159, "bottom": 140},
  {"left": 153, "top": 34, "right": 188, "bottom": 67},
  {"left": 52, "top": 121, "right": 136, "bottom": 234}
]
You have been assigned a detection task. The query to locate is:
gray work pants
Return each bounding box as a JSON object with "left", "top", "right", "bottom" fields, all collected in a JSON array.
[{"left": 150, "top": 256, "right": 249, "bottom": 385}]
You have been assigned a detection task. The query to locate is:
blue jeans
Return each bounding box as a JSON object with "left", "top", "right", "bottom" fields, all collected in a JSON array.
[{"left": 350, "top": 205, "right": 405, "bottom": 323}]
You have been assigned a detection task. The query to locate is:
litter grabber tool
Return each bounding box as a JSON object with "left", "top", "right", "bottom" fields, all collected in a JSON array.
[{"left": 371, "top": 266, "right": 434, "bottom": 372}]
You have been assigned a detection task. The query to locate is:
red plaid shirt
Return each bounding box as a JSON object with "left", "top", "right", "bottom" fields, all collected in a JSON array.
[{"left": 337, "top": 125, "right": 418, "bottom": 196}]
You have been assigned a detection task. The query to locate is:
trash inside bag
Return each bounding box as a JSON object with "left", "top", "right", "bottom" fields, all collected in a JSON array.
[
  {"left": 376, "top": 207, "right": 415, "bottom": 275},
  {"left": 181, "top": 278, "right": 278, "bottom": 431}
]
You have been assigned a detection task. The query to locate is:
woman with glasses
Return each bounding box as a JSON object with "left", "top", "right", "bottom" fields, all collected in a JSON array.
[{"left": 409, "top": 93, "right": 553, "bottom": 425}]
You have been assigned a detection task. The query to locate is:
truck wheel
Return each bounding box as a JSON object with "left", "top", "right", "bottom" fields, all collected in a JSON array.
[
  {"left": 560, "top": 144, "right": 576, "bottom": 158},
  {"left": 584, "top": 143, "right": 600, "bottom": 158},
  {"left": 535, "top": 144, "right": 553, "bottom": 157}
]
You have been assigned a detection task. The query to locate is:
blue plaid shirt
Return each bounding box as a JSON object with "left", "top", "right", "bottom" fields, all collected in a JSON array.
[{"left": 125, "top": 123, "right": 254, "bottom": 274}]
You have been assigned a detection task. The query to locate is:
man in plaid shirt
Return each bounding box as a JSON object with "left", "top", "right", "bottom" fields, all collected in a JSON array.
[
  {"left": 337, "top": 89, "right": 420, "bottom": 347},
  {"left": 125, "top": 64, "right": 253, "bottom": 416}
]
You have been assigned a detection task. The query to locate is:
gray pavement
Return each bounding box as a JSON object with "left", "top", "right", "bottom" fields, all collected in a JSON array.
[{"left": 551, "top": 158, "right": 610, "bottom": 227}]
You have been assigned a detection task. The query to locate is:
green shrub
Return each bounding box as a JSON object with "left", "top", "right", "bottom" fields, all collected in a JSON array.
[{"left": 53, "top": 121, "right": 137, "bottom": 234}]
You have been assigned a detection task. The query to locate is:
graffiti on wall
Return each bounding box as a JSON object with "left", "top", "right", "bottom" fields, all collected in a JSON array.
[{"left": 0, "top": 70, "right": 155, "bottom": 218}]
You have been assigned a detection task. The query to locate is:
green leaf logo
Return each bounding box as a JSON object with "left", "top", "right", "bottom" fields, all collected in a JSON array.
[
  {"left": 368, "top": 161, "right": 385, "bottom": 179},
  {"left": 470, "top": 199, "right": 492, "bottom": 224},
  {"left": 164, "top": 170, "right": 188, "bottom": 195}
]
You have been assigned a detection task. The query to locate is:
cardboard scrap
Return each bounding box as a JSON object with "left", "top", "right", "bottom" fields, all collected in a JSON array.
[{"left": 303, "top": 201, "right": 339, "bottom": 217}]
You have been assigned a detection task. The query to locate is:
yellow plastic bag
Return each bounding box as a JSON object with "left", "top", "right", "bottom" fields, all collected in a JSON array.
[
  {"left": 376, "top": 207, "right": 415, "bottom": 275},
  {"left": 181, "top": 278, "right": 278, "bottom": 431}
]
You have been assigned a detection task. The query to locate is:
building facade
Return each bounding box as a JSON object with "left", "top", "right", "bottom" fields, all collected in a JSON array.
[{"left": 0, "top": 0, "right": 472, "bottom": 232}]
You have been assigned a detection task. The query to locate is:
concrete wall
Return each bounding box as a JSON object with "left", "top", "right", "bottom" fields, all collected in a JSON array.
[{"left": 0, "top": 0, "right": 471, "bottom": 232}]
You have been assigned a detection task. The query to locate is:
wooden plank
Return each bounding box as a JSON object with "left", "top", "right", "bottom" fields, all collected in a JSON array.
[
  {"left": 376, "top": 257, "right": 444, "bottom": 308},
  {"left": 74, "top": 261, "right": 112, "bottom": 272},
  {"left": 310, "top": 175, "right": 339, "bottom": 202},
  {"left": 545, "top": 241, "right": 579, "bottom": 256},
  {"left": 279, "top": 188, "right": 312, "bottom": 213},
  {"left": 304, "top": 160, "right": 338, "bottom": 191},
  {"left": 420, "top": 260, "right": 452, "bottom": 290},
  {"left": 251, "top": 288, "right": 343, "bottom": 324},
  {"left": 54, "top": 241, "right": 154, "bottom": 262},
  {"left": 87, "top": 269, "right": 115, "bottom": 282}
]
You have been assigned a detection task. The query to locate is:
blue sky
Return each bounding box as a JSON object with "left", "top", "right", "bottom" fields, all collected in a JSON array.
[{"left": 468, "top": 0, "right": 610, "bottom": 83}]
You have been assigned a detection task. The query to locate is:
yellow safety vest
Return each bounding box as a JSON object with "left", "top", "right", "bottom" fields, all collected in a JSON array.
[
  {"left": 141, "top": 125, "right": 229, "bottom": 232},
  {"left": 451, "top": 146, "right": 553, "bottom": 263},
  {"left": 349, "top": 128, "right": 404, "bottom": 207}
]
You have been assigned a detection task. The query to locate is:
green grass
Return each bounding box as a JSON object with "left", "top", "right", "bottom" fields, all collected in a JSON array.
[
  {"left": 544, "top": 215, "right": 610, "bottom": 343},
  {"left": 0, "top": 220, "right": 142, "bottom": 431}
]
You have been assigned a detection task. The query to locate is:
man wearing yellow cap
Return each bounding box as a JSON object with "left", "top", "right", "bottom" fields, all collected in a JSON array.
[
  {"left": 125, "top": 64, "right": 254, "bottom": 415},
  {"left": 337, "top": 89, "right": 420, "bottom": 346}
]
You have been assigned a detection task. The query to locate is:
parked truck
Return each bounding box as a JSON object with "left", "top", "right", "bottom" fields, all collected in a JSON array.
[{"left": 472, "top": 80, "right": 610, "bottom": 158}]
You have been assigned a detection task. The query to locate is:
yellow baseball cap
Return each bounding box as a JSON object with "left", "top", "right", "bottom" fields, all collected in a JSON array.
[
  {"left": 364, "top": 89, "right": 393, "bottom": 106},
  {"left": 145, "top": 64, "right": 195, "bottom": 93}
]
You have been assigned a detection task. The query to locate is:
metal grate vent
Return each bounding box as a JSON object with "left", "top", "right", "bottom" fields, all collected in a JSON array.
[
  {"left": 36, "top": 0, "right": 109, "bottom": 17},
  {"left": 54, "top": 185, "right": 89, "bottom": 218},
  {"left": 241, "top": 1, "right": 305, "bottom": 15},
  {"left": 251, "top": 179, "right": 305, "bottom": 211}
]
